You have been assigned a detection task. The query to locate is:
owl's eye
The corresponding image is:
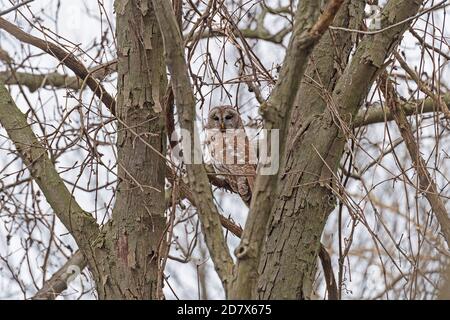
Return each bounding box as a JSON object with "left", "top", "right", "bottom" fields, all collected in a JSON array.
[
  {"left": 224, "top": 114, "right": 233, "bottom": 120},
  {"left": 213, "top": 116, "right": 220, "bottom": 121}
]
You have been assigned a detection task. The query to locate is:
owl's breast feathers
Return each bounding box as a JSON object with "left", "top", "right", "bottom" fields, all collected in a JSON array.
[{"left": 205, "top": 123, "right": 256, "bottom": 206}]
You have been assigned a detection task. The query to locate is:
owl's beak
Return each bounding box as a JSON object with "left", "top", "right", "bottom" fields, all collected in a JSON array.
[{"left": 220, "top": 121, "right": 225, "bottom": 131}]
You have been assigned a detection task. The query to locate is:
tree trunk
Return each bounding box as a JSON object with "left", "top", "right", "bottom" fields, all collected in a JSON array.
[
  {"left": 88, "top": 0, "right": 167, "bottom": 299},
  {"left": 256, "top": 0, "right": 422, "bottom": 299},
  {"left": 255, "top": 1, "right": 363, "bottom": 299}
]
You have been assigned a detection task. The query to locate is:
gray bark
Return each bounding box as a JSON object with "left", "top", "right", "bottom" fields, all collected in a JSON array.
[
  {"left": 256, "top": 0, "right": 424, "bottom": 299},
  {"left": 88, "top": 0, "right": 168, "bottom": 299}
]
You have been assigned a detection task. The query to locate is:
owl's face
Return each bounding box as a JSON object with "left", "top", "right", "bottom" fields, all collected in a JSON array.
[{"left": 206, "top": 106, "right": 242, "bottom": 131}]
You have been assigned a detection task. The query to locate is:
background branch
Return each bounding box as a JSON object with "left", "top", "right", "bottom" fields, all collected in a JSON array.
[
  {"left": 152, "top": 0, "right": 235, "bottom": 292},
  {"left": 353, "top": 93, "right": 450, "bottom": 127},
  {"left": 380, "top": 72, "right": 450, "bottom": 247},
  {"left": 0, "top": 80, "right": 100, "bottom": 260},
  {"left": 231, "top": 0, "right": 345, "bottom": 299},
  {"left": 32, "top": 251, "right": 86, "bottom": 300},
  {"left": 0, "top": 0, "right": 34, "bottom": 17},
  {"left": 0, "top": 17, "right": 116, "bottom": 113}
]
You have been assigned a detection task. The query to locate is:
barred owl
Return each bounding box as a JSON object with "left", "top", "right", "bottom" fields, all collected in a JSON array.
[{"left": 205, "top": 105, "right": 256, "bottom": 206}]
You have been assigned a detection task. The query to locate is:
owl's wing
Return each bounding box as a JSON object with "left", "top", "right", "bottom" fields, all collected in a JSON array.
[{"left": 236, "top": 163, "right": 256, "bottom": 206}]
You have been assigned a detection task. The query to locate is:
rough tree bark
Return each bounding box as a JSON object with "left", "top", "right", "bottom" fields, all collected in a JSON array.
[
  {"left": 91, "top": 0, "right": 168, "bottom": 299},
  {"left": 230, "top": 0, "right": 346, "bottom": 300},
  {"left": 256, "top": 0, "right": 424, "bottom": 299},
  {"left": 151, "top": 0, "right": 234, "bottom": 292},
  {"left": 0, "top": 0, "right": 168, "bottom": 300}
]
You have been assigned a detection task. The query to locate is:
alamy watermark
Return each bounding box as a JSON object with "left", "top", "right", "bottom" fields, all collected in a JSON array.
[
  {"left": 366, "top": 4, "right": 382, "bottom": 31},
  {"left": 170, "top": 128, "right": 280, "bottom": 175},
  {"left": 65, "top": 264, "right": 81, "bottom": 288}
]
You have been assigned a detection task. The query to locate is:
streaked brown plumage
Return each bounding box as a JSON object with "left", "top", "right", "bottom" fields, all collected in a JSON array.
[{"left": 205, "top": 105, "right": 256, "bottom": 205}]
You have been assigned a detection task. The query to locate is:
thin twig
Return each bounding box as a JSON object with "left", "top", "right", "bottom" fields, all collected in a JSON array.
[{"left": 0, "top": 0, "right": 34, "bottom": 17}]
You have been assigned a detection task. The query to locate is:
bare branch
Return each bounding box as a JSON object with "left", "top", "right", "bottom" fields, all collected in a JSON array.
[
  {"left": 231, "top": 0, "right": 345, "bottom": 299},
  {"left": 353, "top": 93, "right": 450, "bottom": 127},
  {"left": 0, "top": 60, "right": 117, "bottom": 92},
  {"left": 0, "top": 80, "right": 100, "bottom": 256},
  {"left": 0, "top": 0, "right": 34, "bottom": 17},
  {"left": 319, "top": 245, "right": 338, "bottom": 300},
  {"left": 0, "top": 17, "right": 116, "bottom": 114},
  {"left": 32, "top": 251, "right": 87, "bottom": 300},
  {"left": 166, "top": 167, "right": 244, "bottom": 238},
  {"left": 409, "top": 27, "right": 450, "bottom": 61},
  {"left": 380, "top": 72, "right": 450, "bottom": 247},
  {"left": 151, "top": 0, "right": 234, "bottom": 292}
]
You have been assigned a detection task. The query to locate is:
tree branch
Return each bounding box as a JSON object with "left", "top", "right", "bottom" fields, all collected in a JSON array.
[
  {"left": 231, "top": 0, "right": 345, "bottom": 299},
  {"left": 353, "top": 93, "right": 450, "bottom": 127},
  {"left": 151, "top": 0, "right": 234, "bottom": 292},
  {"left": 0, "top": 58, "right": 117, "bottom": 92},
  {"left": 379, "top": 72, "right": 450, "bottom": 247},
  {"left": 0, "top": 17, "right": 116, "bottom": 114},
  {"left": 166, "top": 167, "right": 243, "bottom": 238},
  {"left": 187, "top": 26, "right": 292, "bottom": 45},
  {"left": 0, "top": 0, "right": 34, "bottom": 17},
  {"left": 0, "top": 81, "right": 100, "bottom": 258},
  {"left": 29, "top": 164, "right": 242, "bottom": 301},
  {"left": 319, "top": 245, "right": 338, "bottom": 300},
  {"left": 4, "top": 66, "right": 448, "bottom": 130},
  {"left": 321, "top": 0, "right": 426, "bottom": 181},
  {"left": 331, "top": 0, "right": 425, "bottom": 120},
  {"left": 32, "top": 251, "right": 87, "bottom": 300}
]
